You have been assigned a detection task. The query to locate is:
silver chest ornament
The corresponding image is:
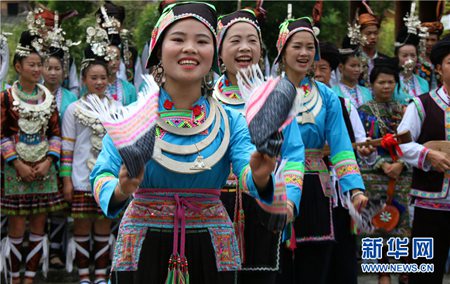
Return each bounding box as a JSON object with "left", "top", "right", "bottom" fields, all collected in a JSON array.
[
  {"left": 11, "top": 83, "right": 55, "bottom": 162},
  {"left": 74, "top": 100, "right": 108, "bottom": 171}
]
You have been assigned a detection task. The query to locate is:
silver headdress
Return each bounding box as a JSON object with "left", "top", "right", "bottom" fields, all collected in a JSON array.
[
  {"left": 86, "top": 26, "right": 110, "bottom": 58},
  {"left": 43, "top": 10, "right": 80, "bottom": 75},
  {"left": 26, "top": 8, "right": 47, "bottom": 36},
  {"left": 97, "top": 5, "right": 121, "bottom": 35}
]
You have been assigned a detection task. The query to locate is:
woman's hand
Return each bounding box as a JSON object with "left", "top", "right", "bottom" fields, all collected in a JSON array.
[
  {"left": 33, "top": 157, "right": 52, "bottom": 178},
  {"left": 357, "top": 145, "right": 376, "bottom": 157},
  {"left": 62, "top": 177, "right": 73, "bottom": 202},
  {"left": 383, "top": 162, "right": 404, "bottom": 180},
  {"left": 426, "top": 149, "right": 450, "bottom": 173},
  {"left": 115, "top": 165, "right": 144, "bottom": 202},
  {"left": 351, "top": 189, "right": 368, "bottom": 212},
  {"left": 13, "top": 159, "right": 35, "bottom": 182},
  {"left": 250, "top": 152, "right": 276, "bottom": 190}
]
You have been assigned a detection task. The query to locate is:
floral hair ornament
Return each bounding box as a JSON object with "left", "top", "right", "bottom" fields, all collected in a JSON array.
[
  {"left": 217, "top": 9, "right": 262, "bottom": 52},
  {"left": 27, "top": 7, "right": 47, "bottom": 36},
  {"left": 146, "top": 1, "right": 220, "bottom": 74},
  {"left": 15, "top": 30, "right": 44, "bottom": 58},
  {"left": 85, "top": 26, "right": 112, "bottom": 60},
  {"left": 274, "top": 17, "right": 320, "bottom": 64}
]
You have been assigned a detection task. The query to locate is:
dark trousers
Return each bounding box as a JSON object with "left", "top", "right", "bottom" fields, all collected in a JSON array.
[
  {"left": 409, "top": 207, "right": 450, "bottom": 284},
  {"left": 327, "top": 203, "right": 358, "bottom": 284}
]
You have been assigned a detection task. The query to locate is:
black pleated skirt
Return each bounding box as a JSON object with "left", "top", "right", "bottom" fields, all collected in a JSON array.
[{"left": 293, "top": 173, "right": 335, "bottom": 243}]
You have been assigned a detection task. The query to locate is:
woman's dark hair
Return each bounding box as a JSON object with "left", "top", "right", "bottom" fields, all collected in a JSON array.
[
  {"left": 81, "top": 59, "right": 109, "bottom": 78},
  {"left": 394, "top": 43, "right": 418, "bottom": 57},
  {"left": 339, "top": 36, "right": 360, "bottom": 65},
  {"left": 369, "top": 58, "right": 400, "bottom": 84},
  {"left": 13, "top": 52, "right": 43, "bottom": 73},
  {"left": 339, "top": 52, "right": 359, "bottom": 65}
]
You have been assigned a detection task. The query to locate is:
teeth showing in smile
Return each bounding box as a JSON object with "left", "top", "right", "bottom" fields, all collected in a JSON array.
[
  {"left": 179, "top": 60, "right": 198, "bottom": 66},
  {"left": 236, "top": 56, "right": 251, "bottom": 62}
]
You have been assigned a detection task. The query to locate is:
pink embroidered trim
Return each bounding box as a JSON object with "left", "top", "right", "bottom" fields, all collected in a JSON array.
[
  {"left": 48, "top": 136, "right": 61, "bottom": 158},
  {"left": 1, "top": 137, "right": 17, "bottom": 162},
  {"left": 93, "top": 176, "right": 115, "bottom": 205},
  {"left": 334, "top": 160, "right": 361, "bottom": 179},
  {"left": 418, "top": 147, "right": 429, "bottom": 170}
]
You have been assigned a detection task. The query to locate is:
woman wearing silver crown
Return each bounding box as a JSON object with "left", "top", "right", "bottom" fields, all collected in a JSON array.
[
  {"left": 61, "top": 26, "right": 121, "bottom": 284},
  {"left": 0, "top": 30, "right": 67, "bottom": 284}
]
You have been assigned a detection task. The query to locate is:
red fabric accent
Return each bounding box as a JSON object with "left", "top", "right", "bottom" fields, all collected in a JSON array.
[
  {"left": 191, "top": 105, "right": 201, "bottom": 117},
  {"left": 381, "top": 133, "right": 403, "bottom": 161},
  {"left": 163, "top": 99, "right": 174, "bottom": 110},
  {"left": 288, "top": 223, "right": 297, "bottom": 251}
]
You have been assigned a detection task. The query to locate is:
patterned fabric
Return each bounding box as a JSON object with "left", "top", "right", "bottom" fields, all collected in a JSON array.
[
  {"left": 1, "top": 137, "right": 17, "bottom": 162},
  {"left": 71, "top": 190, "right": 105, "bottom": 219},
  {"left": 305, "top": 149, "right": 332, "bottom": 197},
  {"left": 295, "top": 78, "right": 365, "bottom": 194},
  {"left": 93, "top": 173, "right": 116, "bottom": 205},
  {"left": 359, "top": 100, "right": 404, "bottom": 139},
  {"left": 1, "top": 174, "right": 67, "bottom": 216},
  {"left": 3, "top": 163, "right": 58, "bottom": 196},
  {"left": 217, "top": 9, "right": 261, "bottom": 51},
  {"left": 60, "top": 148, "right": 74, "bottom": 177},
  {"left": 332, "top": 83, "right": 372, "bottom": 109},
  {"left": 411, "top": 97, "right": 426, "bottom": 122},
  {"left": 417, "top": 147, "right": 429, "bottom": 170},
  {"left": 156, "top": 106, "right": 208, "bottom": 139},
  {"left": 331, "top": 151, "right": 361, "bottom": 180},
  {"left": 283, "top": 161, "right": 304, "bottom": 190},
  {"left": 358, "top": 99, "right": 412, "bottom": 237},
  {"left": 393, "top": 74, "right": 430, "bottom": 105},
  {"left": 47, "top": 136, "right": 61, "bottom": 158},
  {"left": 112, "top": 189, "right": 240, "bottom": 272}
]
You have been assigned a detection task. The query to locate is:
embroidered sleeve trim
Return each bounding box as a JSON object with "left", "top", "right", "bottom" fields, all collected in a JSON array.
[
  {"left": 418, "top": 147, "right": 429, "bottom": 170},
  {"left": 331, "top": 150, "right": 356, "bottom": 165},
  {"left": 283, "top": 161, "right": 305, "bottom": 190},
  {"left": 93, "top": 172, "right": 116, "bottom": 205},
  {"left": 47, "top": 136, "right": 62, "bottom": 158},
  {"left": 1, "top": 137, "right": 18, "bottom": 162},
  {"left": 62, "top": 137, "right": 76, "bottom": 142},
  {"left": 60, "top": 150, "right": 74, "bottom": 177},
  {"left": 412, "top": 97, "right": 425, "bottom": 122},
  {"left": 334, "top": 159, "right": 361, "bottom": 179},
  {"left": 239, "top": 165, "right": 251, "bottom": 194}
]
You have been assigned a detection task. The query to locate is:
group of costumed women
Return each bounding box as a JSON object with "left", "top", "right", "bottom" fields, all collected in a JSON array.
[{"left": 1, "top": 1, "right": 449, "bottom": 284}]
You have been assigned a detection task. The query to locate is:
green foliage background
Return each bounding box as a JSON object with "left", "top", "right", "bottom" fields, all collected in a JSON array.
[{"left": 3, "top": 0, "right": 397, "bottom": 82}]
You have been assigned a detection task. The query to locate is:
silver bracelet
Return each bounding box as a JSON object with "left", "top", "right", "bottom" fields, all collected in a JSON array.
[{"left": 351, "top": 191, "right": 364, "bottom": 201}]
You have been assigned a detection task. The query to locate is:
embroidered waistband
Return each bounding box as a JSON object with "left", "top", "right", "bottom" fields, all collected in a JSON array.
[
  {"left": 305, "top": 149, "right": 332, "bottom": 197},
  {"left": 125, "top": 188, "right": 233, "bottom": 274},
  {"left": 305, "top": 149, "right": 327, "bottom": 172}
]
